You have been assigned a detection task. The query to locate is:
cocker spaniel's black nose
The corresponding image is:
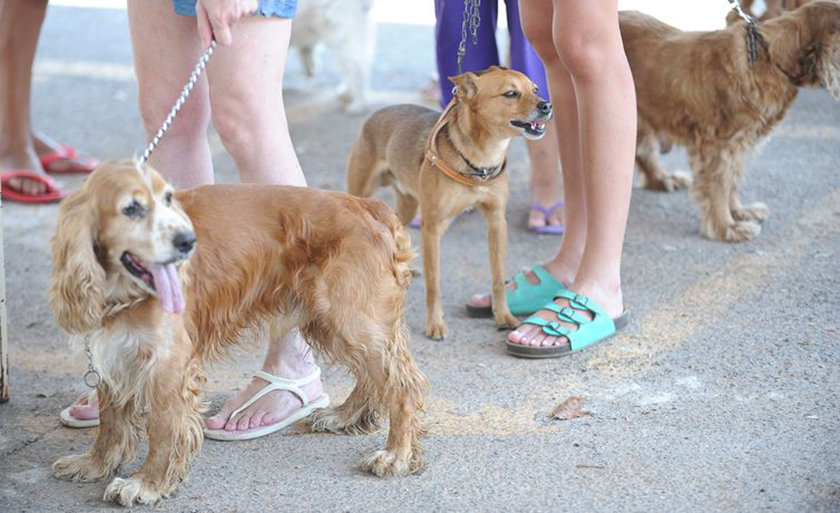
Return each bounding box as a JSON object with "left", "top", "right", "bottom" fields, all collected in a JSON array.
[{"left": 173, "top": 231, "right": 196, "bottom": 254}]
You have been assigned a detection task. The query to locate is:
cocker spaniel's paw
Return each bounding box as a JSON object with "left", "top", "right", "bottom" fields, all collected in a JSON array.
[
  {"left": 732, "top": 202, "right": 770, "bottom": 222},
  {"left": 104, "top": 476, "right": 163, "bottom": 506},
  {"left": 310, "top": 407, "right": 381, "bottom": 435},
  {"left": 359, "top": 449, "right": 424, "bottom": 477},
  {"left": 53, "top": 454, "right": 112, "bottom": 482}
]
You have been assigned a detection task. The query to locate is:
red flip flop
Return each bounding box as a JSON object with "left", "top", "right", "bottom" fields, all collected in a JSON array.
[
  {"left": 40, "top": 144, "right": 99, "bottom": 174},
  {"left": 1, "top": 170, "right": 66, "bottom": 204}
]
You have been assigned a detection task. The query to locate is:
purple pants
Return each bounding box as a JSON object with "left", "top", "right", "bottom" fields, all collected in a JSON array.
[{"left": 435, "top": 0, "right": 549, "bottom": 108}]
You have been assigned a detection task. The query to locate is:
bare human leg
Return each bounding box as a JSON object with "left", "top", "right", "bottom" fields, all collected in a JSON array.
[
  {"left": 0, "top": 0, "right": 48, "bottom": 196},
  {"left": 508, "top": 0, "right": 635, "bottom": 349}
]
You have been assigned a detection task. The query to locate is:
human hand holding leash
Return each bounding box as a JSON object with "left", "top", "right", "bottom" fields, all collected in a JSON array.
[{"left": 197, "top": 0, "right": 258, "bottom": 47}]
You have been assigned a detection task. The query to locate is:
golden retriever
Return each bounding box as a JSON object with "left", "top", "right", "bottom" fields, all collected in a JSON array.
[
  {"left": 621, "top": 1, "right": 840, "bottom": 241},
  {"left": 49, "top": 160, "right": 427, "bottom": 505}
]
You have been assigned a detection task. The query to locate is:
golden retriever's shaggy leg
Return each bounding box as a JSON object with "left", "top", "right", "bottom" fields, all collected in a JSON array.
[
  {"left": 635, "top": 133, "right": 691, "bottom": 192},
  {"left": 729, "top": 188, "right": 770, "bottom": 222},
  {"left": 104, "top": 361, "right": 204, "bottom": 506},
  {"left": 690, "top": 147, "right": 761, "bottom": 242},
  {"left": 358, "top": 328, "right": 428, "bottom": 477},
  {"left": 310, "top": 377, "right": 382, "bottom": 435},
  {"left": 727, "top": 159, "right": 770, "bottom": 222},
  {"left": 53, "top": 386, "right": 141, "bottom": 483}
]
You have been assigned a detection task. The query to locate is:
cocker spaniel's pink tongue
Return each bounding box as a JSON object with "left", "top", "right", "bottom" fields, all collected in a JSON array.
[{"left": 150, "top": 263, "right": 185, "bottom": 314}]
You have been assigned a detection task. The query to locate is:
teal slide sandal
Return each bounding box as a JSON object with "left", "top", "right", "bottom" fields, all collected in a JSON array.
[
  {"left": 466, "top": 265, "right": 566, "bottom": 318},
  {"left": 506, "top": 290, "right": 628, "bottom": 359}
]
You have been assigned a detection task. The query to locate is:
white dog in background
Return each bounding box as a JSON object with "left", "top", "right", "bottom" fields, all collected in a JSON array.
[{"left": 290, "top": 0, "right": 376, "bottom": 113}]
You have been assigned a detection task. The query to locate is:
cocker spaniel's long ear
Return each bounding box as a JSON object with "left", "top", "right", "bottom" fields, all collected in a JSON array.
[{"left": 49, "top": 188, "right": 105, "bottom": 334}]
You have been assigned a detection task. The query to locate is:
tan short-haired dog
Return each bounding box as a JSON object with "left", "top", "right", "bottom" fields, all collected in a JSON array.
[
  {"left": 49, "top": 160, "right": 427, "bottom": 506},
  {"left": 347, "top": 67, "right": 553, "bottom": 339}
]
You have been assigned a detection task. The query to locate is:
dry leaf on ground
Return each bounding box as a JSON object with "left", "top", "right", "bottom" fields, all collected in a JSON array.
[{"left": 550, "top": 396, "right": 591, "bottom": 421}]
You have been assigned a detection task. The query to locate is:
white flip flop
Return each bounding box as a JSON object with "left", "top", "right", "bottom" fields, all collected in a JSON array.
[
  {"left": 59, "top": 391, "right": 100, "bottom": 428},
  {"left": 203, "top": 368, "right": 330, "bottom": 441}
]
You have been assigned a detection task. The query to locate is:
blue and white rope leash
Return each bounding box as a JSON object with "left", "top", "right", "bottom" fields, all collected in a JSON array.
[{"left": 138, "top": 40, "right": 218, "bottom": 164}]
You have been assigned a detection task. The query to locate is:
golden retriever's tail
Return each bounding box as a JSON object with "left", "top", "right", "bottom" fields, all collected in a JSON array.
[{"left": 359, "top": 197, "right": 414, "bottom": 289}]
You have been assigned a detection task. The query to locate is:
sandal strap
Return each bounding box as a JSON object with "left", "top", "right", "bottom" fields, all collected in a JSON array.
[
  {"left": 529, "top": 201, "right": 565, "bottom": 218},
  {"left": 506, "top": 264, "right": 565, "bottom": 316},
  {"left": 228, "top": 368, "right": 321, "bottom": 421},
  {"left": 520, "top": 290, "right": 613, "bottom": 344},
  {"left": 520, "top": 314, "right": 572, "bottom": 337},
  {"left": 541, "top": 301, "right": 592, "bottom": 325}
]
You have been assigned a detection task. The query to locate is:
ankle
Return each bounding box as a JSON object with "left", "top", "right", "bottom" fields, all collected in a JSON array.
[
  {"left": 570, "top": 278, "right": 623, "bottom": 315},
  {"left": 262, "top": 355, "right": 319, "bottom": 381}
]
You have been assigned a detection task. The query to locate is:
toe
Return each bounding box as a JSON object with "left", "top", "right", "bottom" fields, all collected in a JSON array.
[
  {"left": 508, "top": 324, "right": 534, "bottom": 344},
  {"left": 250, "top": 411, "right": 266, "bottom": 429},
  {"left": 70, "top": 404, "right": 98, "bottom": 420},
  {"left": 205, "top": 403, "right": 234, "bottom": 429},
  {"left": 204, "top": 414, "right": 226, "bottom": 430},
  {"left": 236, "top": 414, "right": 251, "bottom": 431},
  {"left": 468, "top": 293, "right": 491, "bottom": 308}
]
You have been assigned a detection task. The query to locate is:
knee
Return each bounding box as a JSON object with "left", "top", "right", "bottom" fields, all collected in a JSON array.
[
  {"left": 137, "top": 86, "right": 209, "bottom": 141},
  {"left": 520, "top": 14, "right": 561, "bottom": 68},
  {"left": 210, "top": 94, "right": 267, "bottom": 159},
  {"left": 553, "top": 30, "right": 613, "bottom": 81}
]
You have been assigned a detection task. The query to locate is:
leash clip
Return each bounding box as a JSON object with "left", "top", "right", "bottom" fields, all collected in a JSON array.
[{"left": 82, "top": 334, "right": 101, "bottom": 389}]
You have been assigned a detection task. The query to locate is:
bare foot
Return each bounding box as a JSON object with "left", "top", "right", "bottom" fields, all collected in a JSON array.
[
  {"left": 205, "top": 367, "right": 325, "bottom": 432},
  {"left": 0, "top": 143, "right": 48, "bottom": 196},
  {"left": 467, "top": 262, "right": 573, "bottom": 310},
  {"left": 528, "top": 201, "right": 565, "bottom": 232},
  {"left": 507, "top": 282, "right": 623, "bottom": 349},
  {"left": 33, "top": 131, "right": 97, "bottom": 173},
  {"left": 61, "top": 391, "right": 99, "bottom": 421}
]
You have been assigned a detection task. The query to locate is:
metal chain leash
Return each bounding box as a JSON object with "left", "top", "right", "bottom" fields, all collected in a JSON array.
[
  {"left": 139, "top": 41, "right": 218, "bottom": 164},
  {"left": 456, "top": 0, "right": 481, "bottom": 76},
  {"left": 83, "top": 335, "right": 101, "bottom": 388},
  {"left": 727, "top": 0, "right": 760, "bottom": 68}
]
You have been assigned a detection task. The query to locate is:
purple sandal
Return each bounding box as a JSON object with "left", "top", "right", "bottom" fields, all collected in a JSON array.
[{"left": 528, "top": 201, "right": 565, "bottom": 235}]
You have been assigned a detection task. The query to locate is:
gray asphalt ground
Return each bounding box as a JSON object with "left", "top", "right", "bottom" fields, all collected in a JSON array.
[{"left": 1, "top": 5, "right": 839, "bottom": 512}]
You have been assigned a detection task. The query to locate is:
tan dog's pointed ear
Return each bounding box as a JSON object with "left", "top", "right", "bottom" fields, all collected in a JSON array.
[
  {"left": 449, "top": 72, "right": 479, "bottom": 100},
  {"left": 49, "top": 189, "right": 105, "bottom": 334}
]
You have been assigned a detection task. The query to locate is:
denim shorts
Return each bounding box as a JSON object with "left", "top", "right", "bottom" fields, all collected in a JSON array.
[{"left": 172, "top": 0, "right": 298, "bottom": 18}]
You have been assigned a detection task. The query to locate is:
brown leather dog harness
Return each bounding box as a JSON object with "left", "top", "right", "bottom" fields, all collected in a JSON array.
[{"left": 424, "top": 98, "right": 506, "bottom": 187}]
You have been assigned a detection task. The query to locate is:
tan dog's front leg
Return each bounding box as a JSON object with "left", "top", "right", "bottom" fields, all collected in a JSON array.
[
  {"left": 422, "top": 215, "right": 450, "bottom": 340},
  {"left": 103, "top": 359, "right": 204, "bottom": 506},
  {"left": 53, "top": 385, "right": 141, "bottom": 483},
  {"left": 479, "top": 202, "right": 518, "bottom": 330}
]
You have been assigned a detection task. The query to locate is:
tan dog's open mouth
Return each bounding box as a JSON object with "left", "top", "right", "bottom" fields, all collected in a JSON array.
[{"left": 510, "top": 117, "right": 548, "bottom": 139}]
